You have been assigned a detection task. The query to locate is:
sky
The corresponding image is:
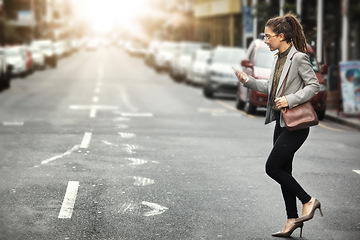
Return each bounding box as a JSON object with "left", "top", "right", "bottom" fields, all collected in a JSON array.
[{"left": 70, "top": 0, "right": 153, "bottom": 32}]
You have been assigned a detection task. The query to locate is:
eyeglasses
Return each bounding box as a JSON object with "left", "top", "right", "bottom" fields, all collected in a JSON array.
[{"left": 264, "top": 34, "right": 278, "bottom": 40}]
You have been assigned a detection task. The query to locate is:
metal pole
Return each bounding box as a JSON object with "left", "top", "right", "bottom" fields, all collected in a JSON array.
[
  {"left": 252, "top": 0, "right": 257, "bottom": 40},
  {"left": 280, "top": 0, "right": 284, "bottom": 16},
  {"left": 296, "top": 0, "right": 302, "bottom": 19},
  {"left": 242, "top": 0, "right": 247, "bottom": 49},
  {"left": 341, "top": 0, "right": 348, "bottom": 62},
  {"left": 316, "top": 0, "right": 323, "bottom": 63}
]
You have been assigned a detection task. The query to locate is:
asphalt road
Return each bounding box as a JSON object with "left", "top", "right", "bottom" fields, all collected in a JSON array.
[{"left": 0, "top": 47, "right": 359, "bottom": 240}]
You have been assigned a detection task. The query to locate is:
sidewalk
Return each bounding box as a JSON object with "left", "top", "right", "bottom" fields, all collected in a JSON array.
[{"left": 325, "top": 109, "right": 360, "bottom": 131}]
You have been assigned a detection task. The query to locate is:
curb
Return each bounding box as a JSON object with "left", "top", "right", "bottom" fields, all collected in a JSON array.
[{"left": 325, "top": 114, "right": 360, "bottom": 131}]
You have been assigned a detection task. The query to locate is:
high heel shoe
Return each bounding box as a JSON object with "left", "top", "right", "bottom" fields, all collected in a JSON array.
[
  {"left": 272, "top": 222, "right": 304, "bottom": 238},
  {"left": 295, "top": 198, "right": 323, "bottom": 223}
]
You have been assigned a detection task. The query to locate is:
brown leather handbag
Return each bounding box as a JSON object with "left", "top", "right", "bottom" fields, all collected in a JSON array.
[{"left": 280, "top": 52, "right": 319, "bottom": 131}]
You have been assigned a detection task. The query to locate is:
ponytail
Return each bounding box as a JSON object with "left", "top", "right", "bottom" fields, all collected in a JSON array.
[{"left": 266, "top": 13, "right": 307, "bottom": 53}]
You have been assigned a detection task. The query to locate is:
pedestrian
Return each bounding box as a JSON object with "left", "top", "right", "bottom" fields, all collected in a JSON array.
[{"left": 236, "top": 13, "right": 323, "bottom": 237}]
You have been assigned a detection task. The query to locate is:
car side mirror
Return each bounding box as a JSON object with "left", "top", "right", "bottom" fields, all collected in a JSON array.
[
  {"left": 320, "top": 64, "right": 328, "bottom": 74},
  {"left": 241, "top": 59, "right": 253, "bottom": 68}
]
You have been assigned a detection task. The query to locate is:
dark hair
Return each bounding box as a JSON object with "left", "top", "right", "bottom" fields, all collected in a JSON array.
[{"left": 265, "top": 13, "right": 307, "bottom": 53}]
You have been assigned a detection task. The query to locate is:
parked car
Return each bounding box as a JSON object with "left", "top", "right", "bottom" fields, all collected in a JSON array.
[
  {"left": 29, "top": 44, "right": 45, "bottom": 69},
  {"left": 4, "top": 46, "right": 27, "bottom": 77},
  {"left": 0, "top": 47, "right": 11, "bottom": 90},
  {"left": 237, "top": 39, "right": 328, "bottom": 119},
  {"left": 125, "top": 41, "right": 147, "bottom": 57},
  {"left": 145, "top": 40, "right": 161, "bottom": 67},
  {"left": 153, "top": 41, "right": 179, "bottom": 72},
  {"left": 186, "top": 49, "right": 211, "bottom": 85},
  {"left": 22, "top": 46, "right": 34, "bottom": 74},
  {"left": 31, "top": 40, "right": 57, "bottom": 68},
  {"left": 170, "top": 41, "right": 211, "bottom": 81},
  {"left": 236, "top": 39, "right": 274, "bottom": 113},
  {"left": 203, "top": 46, "right": 246, "bottom": 98}
]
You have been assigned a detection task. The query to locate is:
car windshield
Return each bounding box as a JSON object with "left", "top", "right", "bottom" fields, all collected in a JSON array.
[
  {"left": 182, "top": 44, "right": 208, "bottom": 55},
  {"left": 309, "top": 52, "right": 319, "bottom": 72},
  {"left": 163, "top": 43, "right": 178, "bottom": 51},
  {"left": 212, "top": 49, "right": 246, "bottom": 64},
  {"left": 196, "top": 51, "right": 210, "bottom": 62},
  {"left": 255, "top": 48, "right": 274, "bottom": 68},
  {"left": 5, "top": 49, "right": 20, "bottom": 57},
  {"left": 39, "top": 44, "right": 51, "bottom": 51}
]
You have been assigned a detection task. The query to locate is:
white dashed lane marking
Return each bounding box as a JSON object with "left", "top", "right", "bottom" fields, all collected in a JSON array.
[
  {"left": 58, "top": 181, "right": 80, "bottom": 219},
  {"left": 353, "top": 170, "right": 360, "bottom": 175},
  {"left": 2, "top": 121, "right": 24, "bottom": 126},
  {"left": 80, "top": 132, "right": 92, "bottom": 149}
]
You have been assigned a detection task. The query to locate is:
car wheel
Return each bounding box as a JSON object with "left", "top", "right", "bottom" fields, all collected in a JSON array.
[
  {"left": 244, "top": 90, "right": 256, "bottom": 114},
  {"left": 203, "top": 85, "right": 214, "bottom": 98},
  {"left": 235, "top": 93, "right": 245, "bottom": 110}
]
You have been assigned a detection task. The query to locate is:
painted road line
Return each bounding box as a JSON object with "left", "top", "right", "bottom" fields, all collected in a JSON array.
[
  {"left": 121, "top": 113, "right": 153, "bottom": 117},
  {"left": 58, "top": 181, "right": 80, "bottom": 219},
  {"left": 118, "top": 132, "right": 136, "bottom": 138},
  {"left": 198, "top": 108, "right": 226, "bottom": 113},
  {"left": 2, "top": 121, "right": 24, "bottom": 126},
  {"left": 211, "top": 112, "right": 242, "bottom": 117},
  {"left": 101, "top": 140, "right": 118, "bottom": 147},
  {"left": 141, "top": 201, "right": 168, "bottom": 217},
  {"left": 124, "top": 144, "right": 138, "bottom": 154},
  {"left": 216, "top": 100, "right": 255, "bottom": 118},
  {"left": 113, "top": 117, "right": 130, "bottom": 122},
  {"left": 126, "top": 158, "right": 147, "bottom": 165},
  {"left": 69, "top": 105, "right": 118, "bottom": 110},
  {"left": 41, "top": 145, "right": 80, "bottom": 165},
  {"left": 89, "top": 108, "right": 97, "bottom": 118},
  {"left": 133, "top": 176, "right": 155, "bottom": 186},
  {"left": 318, "top": 123, "right": 343, "bottom": 132},
  {"left": 353, "top": 170, "right": 360, "bottom": 175},
  {"left": 80, "top": 132, "right": 92, "bottom": 148}
]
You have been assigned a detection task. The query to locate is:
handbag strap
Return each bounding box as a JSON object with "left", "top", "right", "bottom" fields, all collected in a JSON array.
[{"left": 280, "top": 51, "right": 299, "bottom": 97}]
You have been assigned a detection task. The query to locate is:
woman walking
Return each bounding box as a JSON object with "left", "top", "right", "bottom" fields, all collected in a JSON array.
[{"left": 236, "top": 13, "right": 323, "bottom": 237}]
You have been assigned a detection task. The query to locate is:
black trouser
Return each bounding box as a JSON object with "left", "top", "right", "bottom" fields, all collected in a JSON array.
[{"left": 265, "top": 111, "right": 311, "bottom": 219}]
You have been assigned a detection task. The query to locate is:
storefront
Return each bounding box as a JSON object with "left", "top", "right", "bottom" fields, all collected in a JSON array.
[{"left": 194, "top": 0, "right": 243, "bottom": 47}]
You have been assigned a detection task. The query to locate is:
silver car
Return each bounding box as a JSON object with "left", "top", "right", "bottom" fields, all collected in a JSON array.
[
  {"left": 186, "top": 49, "right": 211, "bottom": 85},
  {"left": 203, "top": 46, "right": 246, "bottom": 98},
  {"left": 170, "top": 41, "right": 211, "bottom": 81}
]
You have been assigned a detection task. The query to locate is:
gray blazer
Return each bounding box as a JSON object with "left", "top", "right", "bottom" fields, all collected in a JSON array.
[{"left": 244, "top": 45, "right": 320, "bottom": 127}]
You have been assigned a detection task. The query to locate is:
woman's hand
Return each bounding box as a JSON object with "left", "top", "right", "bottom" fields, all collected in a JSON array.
[
  {"left": 274, "top": 96, "right": 289, "bottom": 109},
  {"left": 235, "top": 71, "right": 249, "bottom": 84}
]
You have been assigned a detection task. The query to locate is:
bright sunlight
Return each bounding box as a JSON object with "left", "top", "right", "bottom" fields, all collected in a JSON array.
[{"left": 71, "top": 0, "right": 150, "bottom": 33}]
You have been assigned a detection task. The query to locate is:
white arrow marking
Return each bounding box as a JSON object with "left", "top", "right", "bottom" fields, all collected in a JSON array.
[
  {"left": 353, "top": 170, "right": 360, "bottom": 175},
  {"left": 133, "top": 176, "right": 155, "bottom": 186},
  {"left": 141, "top": 201, "right": 168, "bottom": 217}
]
